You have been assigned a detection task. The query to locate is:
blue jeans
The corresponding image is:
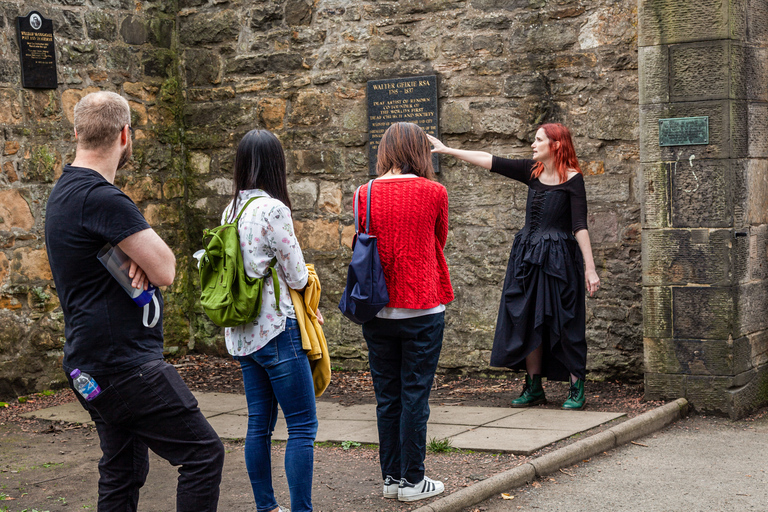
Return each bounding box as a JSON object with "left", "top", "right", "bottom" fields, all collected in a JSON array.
[
  {"left": 235, "top": 318, "right": 318, "bottom": 512},
  {"left": 362, "top": 312, "right": 444, "bottom": 484},
  {"left": 70, "top": 359, "right": 225, "bottom": 512}
]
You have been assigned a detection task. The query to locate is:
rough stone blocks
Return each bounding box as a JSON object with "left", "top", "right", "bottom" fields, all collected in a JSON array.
[
  {"left": 638, "top": 0, "right": 730, "bottom": 46},
  {"left": 672, "top": 286, "right": 733, "bottom": 340},
  {"left": 640, "top": 101, "right": 730, "bottom": 163},
  {"left": 638, "top": 45, "right": 669, "bottom": 104},
  {"left": 669, "top": 41, "right": 729, "bottom": 102},
  {"left": 669, "top": 158, "right": 731, "bottom": 228},
  {"left": 643, "top": 287, "right": 672, "bottom": 338},
  {"left": 642, "top": 229, "right": 731, "bottom": 286}
]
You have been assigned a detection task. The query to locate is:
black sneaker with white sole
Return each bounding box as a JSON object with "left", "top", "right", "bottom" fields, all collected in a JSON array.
[{"left": 397, "top": 476, "right": 445, "bottom": 502}]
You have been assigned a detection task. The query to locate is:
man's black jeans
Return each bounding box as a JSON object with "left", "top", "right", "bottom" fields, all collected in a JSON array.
[
  {"left": 70, "top": 359, "right": 225, "bottom": 511},
  {"left": 362, "top": 312, "right": 444, "bottom": 484}
]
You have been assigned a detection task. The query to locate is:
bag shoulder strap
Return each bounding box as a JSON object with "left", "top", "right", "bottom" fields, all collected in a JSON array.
[
  {"left": 232, "top": 195, "right": 265, "bottom": 225},
  {"left": 354, "top": 180, "right": 375, "bottom": 235},
  {"left": 365, "top": 180, "right": 373, "bottom": 234},
  {"left": 353, "top": 186, "right": 361, "bottom": 233},
  {"left": 266, "top": 256, "right": 281, "bottom": 313}
]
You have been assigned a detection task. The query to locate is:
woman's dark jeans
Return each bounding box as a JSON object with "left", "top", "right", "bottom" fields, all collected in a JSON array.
[
  {"left": 235, "top": 318, "right": 318, "bottom": 512},
  {"left": 363, "top": 312, "right": 444, "bottom": 484},
  {"left": 71, "top": 359, "right": 225, "bottom": 512}
]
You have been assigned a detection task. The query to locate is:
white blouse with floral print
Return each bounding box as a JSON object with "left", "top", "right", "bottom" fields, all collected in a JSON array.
[{"left": 222, "top": 189, "right": 308, "bottom": 357}]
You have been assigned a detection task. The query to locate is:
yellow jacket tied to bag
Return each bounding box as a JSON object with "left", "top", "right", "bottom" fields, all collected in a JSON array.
[{"left": 289, "top": 264, "right": 331, "bottom": 397}]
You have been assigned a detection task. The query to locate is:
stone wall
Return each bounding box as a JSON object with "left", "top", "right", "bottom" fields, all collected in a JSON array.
[
  {"left": 178, "top": 0, "right": 642, "bottom": 377},
  {"left": 0, "top": 0, "right": 643, "bottom": 398},
  {"left": 0, "top": 0, "right": 182, "bottom": 397},
  {"left": 640, "top": 0, "right": 768, "bottom": 417}
]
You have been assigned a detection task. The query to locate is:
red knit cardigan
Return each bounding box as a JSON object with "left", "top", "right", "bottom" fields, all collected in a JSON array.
[{"left": 356, "top": 176, "right": 454, "bottom": 309}]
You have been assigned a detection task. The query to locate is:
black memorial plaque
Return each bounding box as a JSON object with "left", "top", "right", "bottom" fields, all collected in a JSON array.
[
  {"left": 367, "top": 75, "right": 439, "bottom": 175},
  {"left": 17, "top": 11, "right": 57, "bottom": 89}
]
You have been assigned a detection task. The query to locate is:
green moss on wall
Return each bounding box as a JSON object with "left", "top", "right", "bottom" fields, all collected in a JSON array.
[{"left": 27, "top": 146, "right": 56, "bottom": 183}]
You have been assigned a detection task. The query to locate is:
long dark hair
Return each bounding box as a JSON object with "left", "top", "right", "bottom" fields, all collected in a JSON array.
[
  {"left": 376, "top": 122, "right": 435, "bottom": 180},
  {"left": 230, "top": 129, "right": 292, "bottom": 221}
]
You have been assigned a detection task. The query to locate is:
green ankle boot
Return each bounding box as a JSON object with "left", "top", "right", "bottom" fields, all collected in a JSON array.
[
  {"left": 562, "top": 379, "right": 586, "bottom": 410},
  {"left": 510, "top": 374, "right": 546, "bottom": 408}
]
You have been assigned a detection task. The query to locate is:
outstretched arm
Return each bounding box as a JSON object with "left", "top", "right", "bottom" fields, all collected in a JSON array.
[
  {"left": 574, "top": 229, "right": 600, "bottom": 296},
  {"left": 427, "top": 134, "right": 494, "bottom": 170}
]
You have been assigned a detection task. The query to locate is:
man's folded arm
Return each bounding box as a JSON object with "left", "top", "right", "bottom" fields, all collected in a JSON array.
[{"left": 118, "top": 228, "right": 176, "bottom": 287}]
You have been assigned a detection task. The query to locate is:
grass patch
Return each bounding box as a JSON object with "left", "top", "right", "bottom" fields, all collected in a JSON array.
[
  {"left": 314, "top": 441, "right": 375, "bottom": 450},
  {"left": 426, "top": 437, "right": 454, "bottom": 453},
  {"left": 341, "top": 440, "right": 361, "bottom": 450}
]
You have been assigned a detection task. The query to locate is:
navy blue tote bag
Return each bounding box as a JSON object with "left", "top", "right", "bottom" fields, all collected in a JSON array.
[{"left": 338, "top": 180, "right": 389, "bottom": 324}]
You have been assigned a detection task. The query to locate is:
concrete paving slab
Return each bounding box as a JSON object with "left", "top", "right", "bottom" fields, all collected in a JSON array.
[
  {"left": 193, "top": 392, "right": 247, "bottom": 416},
  {"left": 449, "top": 426, "right": 575, "bottom": 455},
  {"left": 205, "top": 413, "right": 247, "bottom": 439},
  {"left": 315, "top": 419, "right": 379, "bottom": 443},
  {"left": 428, "top": 406, "right": 518, "bottom": 426},
  {"left": 226, "top": 401, "right": 376, "bottom": 421},
  {"left": 20, "top": 403, "right": 92, "bottom": 425},
  {"left": 425, "top": 423, "right": 472, "bottom": 441},
  {"left": 316, "top": 401, "right": 376, "bottom": 420},
  {"left": 485, "top": 408, "right": 625, "bottom": 431}
]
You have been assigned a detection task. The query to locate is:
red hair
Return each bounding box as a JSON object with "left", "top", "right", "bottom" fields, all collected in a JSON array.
[{"left": 530, "top": 123, "right": 581, "bottom": 183}]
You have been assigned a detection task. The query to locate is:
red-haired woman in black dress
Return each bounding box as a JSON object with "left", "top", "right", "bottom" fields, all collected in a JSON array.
[{"left": 428, "top": 124, "right": 599, "bottom": 410}]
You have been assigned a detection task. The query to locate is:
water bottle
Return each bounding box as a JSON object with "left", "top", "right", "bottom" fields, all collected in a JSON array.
[{"left": 70, "top": 369, "right": 101, "bottom": 401}]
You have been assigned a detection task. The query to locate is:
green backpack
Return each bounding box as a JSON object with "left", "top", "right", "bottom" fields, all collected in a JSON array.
[{"left": 199, "top": 196, "right": 280, "bottom": 327}]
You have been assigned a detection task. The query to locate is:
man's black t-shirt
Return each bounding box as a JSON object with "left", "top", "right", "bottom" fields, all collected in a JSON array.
[{"left": 45, "top": 165, "right": 164, "bottom": 376}]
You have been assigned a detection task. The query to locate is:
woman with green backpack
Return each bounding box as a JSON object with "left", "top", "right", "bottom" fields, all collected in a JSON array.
[{"left": 222, "top": 129, "right": 317, "bottom": 512}]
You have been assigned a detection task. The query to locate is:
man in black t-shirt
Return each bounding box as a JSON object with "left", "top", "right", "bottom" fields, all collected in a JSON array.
[{"left": 45, "top": 91, "right": 224, "bottom": 511}]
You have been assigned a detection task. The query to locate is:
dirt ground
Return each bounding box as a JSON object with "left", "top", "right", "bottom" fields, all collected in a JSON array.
[{"left": 0, "top": 356, "right": 663, "bottom": 512}]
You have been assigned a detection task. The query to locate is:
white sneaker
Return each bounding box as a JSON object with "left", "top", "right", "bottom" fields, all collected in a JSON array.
[
  {"left": 383, "top": 475, "right": 400, "bottom": 498},
  {"left": 398, "top": 476, "right": 445, "bottom": 502}
]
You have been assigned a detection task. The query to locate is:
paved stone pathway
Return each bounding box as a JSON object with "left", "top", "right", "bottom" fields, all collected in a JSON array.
[{"left": 23, "top": 392, "right": 625, "bottom": 455}]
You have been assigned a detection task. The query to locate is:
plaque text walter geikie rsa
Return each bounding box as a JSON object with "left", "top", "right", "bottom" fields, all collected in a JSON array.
[{"left": 367, "top": 75, "right": 439, "bottom": 174}]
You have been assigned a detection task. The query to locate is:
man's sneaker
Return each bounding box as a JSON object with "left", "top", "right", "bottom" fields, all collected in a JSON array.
[
  {"left": 383, "top": 475, "right": 400, "bottom": 498},
  {"left": 398, "top": 476, "right": 445, "bottom": 502}
]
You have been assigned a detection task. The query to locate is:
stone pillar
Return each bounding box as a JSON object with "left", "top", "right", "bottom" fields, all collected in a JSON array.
[{"left": 639, "top": 1, "right": 768, "bottom": 417}]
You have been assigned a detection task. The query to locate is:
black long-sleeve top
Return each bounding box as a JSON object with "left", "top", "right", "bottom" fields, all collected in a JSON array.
[{"left": 490, "top": 156, "right": 589, "bottom": 234}]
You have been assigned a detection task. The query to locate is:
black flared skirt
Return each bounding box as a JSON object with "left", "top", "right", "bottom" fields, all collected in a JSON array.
[{"left": 489, "top": 233, "right": 587, "bottom": 381}]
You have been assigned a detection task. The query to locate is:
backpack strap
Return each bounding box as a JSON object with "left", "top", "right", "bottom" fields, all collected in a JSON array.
[
  {"left": 233, "top": 196, "right": 264, "bottom": 224},
  {"left": 266, "top": 256, "right": 281, "bottom": 313},
  {"left": 232, "top": 195, "right": 281, "bottom": 313}
]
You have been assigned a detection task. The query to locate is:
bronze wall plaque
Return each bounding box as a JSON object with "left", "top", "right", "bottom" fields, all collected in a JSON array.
[
  {"left": 17, "top": 11, "right": 57, "bottom": 89},
  {"left": 367, "top": 75, "right": 439, "bottom": 175},
  {"left": 659, "top": 117, "right": 709, "bottom": 146}
]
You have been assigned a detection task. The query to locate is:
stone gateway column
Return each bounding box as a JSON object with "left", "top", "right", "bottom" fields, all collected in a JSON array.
[{"left": 639, "top": 1, "right": 768, "bottom": 418}]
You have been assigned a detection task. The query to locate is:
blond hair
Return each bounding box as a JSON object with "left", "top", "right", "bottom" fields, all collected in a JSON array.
[{"left": 73, "top": 91, "right": 130, "bottom": 150}]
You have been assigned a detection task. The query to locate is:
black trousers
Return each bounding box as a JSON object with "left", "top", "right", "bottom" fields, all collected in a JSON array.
[
  {"left": 363, "top": 312, "right": 444, "bottom": 484},
  {"left": 70, "top": 359, "right": 225, "bottom": 511}
]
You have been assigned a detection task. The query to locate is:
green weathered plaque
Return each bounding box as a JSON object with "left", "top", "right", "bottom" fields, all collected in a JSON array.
[{"left": 659, "top": 116, "right": 709, "bottom": 146}]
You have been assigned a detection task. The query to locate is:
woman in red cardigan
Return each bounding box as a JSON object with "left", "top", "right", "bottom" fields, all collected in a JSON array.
[{"left": 356, "top": 122, "right": 454, "bottom": 503}]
